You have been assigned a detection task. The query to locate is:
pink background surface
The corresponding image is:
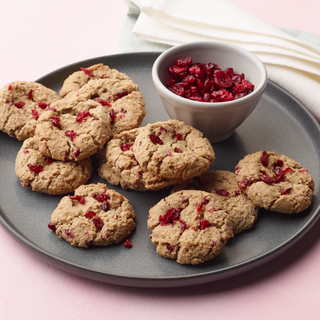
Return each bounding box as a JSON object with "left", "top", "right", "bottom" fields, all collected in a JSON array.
[{"left": 1, "top": 1, "right": 320, "bottom": 319}]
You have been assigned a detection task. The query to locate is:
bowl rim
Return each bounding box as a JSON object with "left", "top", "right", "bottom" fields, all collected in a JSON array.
[{"left": 152, "top": 41, "right": 268, "bottom": 109}]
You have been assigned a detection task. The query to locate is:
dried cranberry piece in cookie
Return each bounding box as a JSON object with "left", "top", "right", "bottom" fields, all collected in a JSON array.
[
  {"left": 213, "top": 70, "right": 232, "bottom": 89},
  {"left": 174, "top": 147, "right": 183, "bottom": 153},
  {"left": 94, "top": 191, "right": 110, "bottom": 202},
  {"left": 260, "top": 151, "right": 268, "bottom": 167},
  {"left": 166, "top": 244, "right": 174, "bottom": 253},
  {"left": 65, "top": 130, "right": 77, "bottom": 141},
  {"left": 31, "top": 109, "right": 39, "bottom": 120},
  {"left": 15, "top": 101, "right": 24, "bottom": 109},
  {"left": 121, "top": 144, "right": 132, "bottom": 152},
  {"left": 80, "top": 67, "right": 93, "bottom": 76},
  {"left": 68, "top": 195, "right": 85, "bottom": 204},
  {"left": 149, "top": 134, "right": 163, "bottom": 145},
  {"left": 93, "top": 217, "right": 104, "bottom": 229},
  {"left": 199, "top": 219, "right": 210, "bottom": 230},
  {"left": 159, "top": 208, "right": 180, "bottom": 226},
  {"left": 280, "top": 188, "right": 292, "bottom": 195},
  {"left": 216, "top": 189, "right": 230, "bottom": 197},
  {"left": 102, "top": 201, "right": 110, "bottom": 212},
  {"left": 28, "top": 89, "right": 33, "bottom": 100},
  {"left": 84, "top": 211, "right": 96, "bottom": 218},
  {"left": 110, "top": 109, "right": 116, "bottom": 123},
  {"left": 51, "top": 116, "right": 61, "bottom": 128},
  {"left": 95, "top": 97, "right": 111, "bottom": 107},
  {"left": 38, "top": 102, "right": 49, "bottom": 109},
  {"left": 27, "top": 163, "right": 44, "bottom": 173},
  {"left": 197, "top": 198, "right": 208, "bottom": 213},
  {"left": 259, "top": 171, "right": 274, "bottom": 184},
  {"left": 48, "top": 222, "right": 56, "bottom": 232},
  {"left": 76, "top": 110, "right": 90, "bottom": 122},
  {"left": 180, "top": 220, "right": 187, "bottom": 234},
  {"left": 116, "top": 90, "right": 128, "bottom": 99}
]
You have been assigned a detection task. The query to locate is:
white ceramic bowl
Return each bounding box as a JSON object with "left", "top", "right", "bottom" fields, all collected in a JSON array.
[{"left": 152, "top": 41, "right": 268, "bottom": 143}]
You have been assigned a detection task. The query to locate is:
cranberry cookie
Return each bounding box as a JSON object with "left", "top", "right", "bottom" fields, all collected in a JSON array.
[
  {"left": 133, "top": 120, "right": 215, "bottom": 181},
  {"left": 148, "top": 190, "right": 234, "bottom": 265},
  {"left": 0, "top": 81, "right": 60, "bottom": 140},
  {"left": 171, "top": 170, "right": 259, "bottom": 234},
  {"left": 59, "top": 63, "right": 130, "bottom": 98},
  {"left": 15, "top": 137, "right": 93, "bottom": 195},
  {"left": 98, "top": 128, "right": 180, "bottom": 191},
  {"left": 49, "top": 183, "right": 136, "bottom": 248},
  {"left": 235, "top": 151, "right": 314, "bottom": 214}
]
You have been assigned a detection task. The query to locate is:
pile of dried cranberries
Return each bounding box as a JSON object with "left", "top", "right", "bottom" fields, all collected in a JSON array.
[{"left": 166, "top": 56, "right": 254, "bottom": 102}]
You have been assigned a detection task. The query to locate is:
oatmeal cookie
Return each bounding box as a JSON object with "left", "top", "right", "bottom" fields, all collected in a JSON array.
[
  {"left": 59, "top": 63, "right": 130, "bottom": 98},
  {"left": 98, "top": 128, "right": 180, "bottom": 191},
  {"left": 148, "top": 190, "right": 234, "bottom": 265},
  {"left": 49, "top": 183, "right": 136, "bottom": 247},
  {"left": 171, "top": 170, "right": 259, "bottom": 234},
  {"left": 133, "top": 120, "right": 215, "bottom": 180},
  {"left": 235, "top": 151, "right": 314, "bottom": 214},
  {"left": 15, "top": 137, "right": 93, "bottom": 195},
  {"left": 0, "top": 81, "right": 60, "bottom": 140}
]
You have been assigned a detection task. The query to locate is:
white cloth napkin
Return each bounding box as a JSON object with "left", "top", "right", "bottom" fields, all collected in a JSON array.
[{"left": 127, "top": 0, "right": 320, "bottom": 122}]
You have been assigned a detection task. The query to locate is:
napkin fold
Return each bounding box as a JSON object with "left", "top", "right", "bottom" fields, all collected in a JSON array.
[{"left": 127, "top": 0, "right": 320, "bottom": 122}]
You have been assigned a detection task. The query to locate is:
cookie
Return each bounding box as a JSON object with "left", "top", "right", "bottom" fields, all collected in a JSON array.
[
  {"left": 133, "top": 120, "right": 215, "bottom": 180},
  {"left": 49, "top": 183, "right": 136, "bottom": 247},
  {"left": 34, "top": 93, "right": 111, "bottom": 161},
  {"left": 15, "top": 137, "right": 93, "bottom": 195},
  {"left": 147, "top": 190, "right": 234, "bottom": 265},
  {"left": 235, "top": 151, "right": 314, "bottom": 214},
  {"left": 98, "top": 128, "right": 180, "bottom": 191},
  {"left": 0, "top": 81, "right": 60, "bottom": 140},
  {"left": 59, "top": 63, "right": 130, "bottom": 98},
  {"left": 171, "top": 170, "right": 259, "bottom": 234},
  {"left": 72, "top": 78, "right": 146, "bottom": 137}
]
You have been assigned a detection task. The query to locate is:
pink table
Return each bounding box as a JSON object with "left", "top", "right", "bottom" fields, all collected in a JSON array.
[{"left": 1, "top": 1, "right": 320, "bottom": 319}]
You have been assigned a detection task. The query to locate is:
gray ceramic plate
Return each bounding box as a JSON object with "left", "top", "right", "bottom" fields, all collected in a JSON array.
[{"left": 1, "top": 52, "right": 319, "bottom": 288}]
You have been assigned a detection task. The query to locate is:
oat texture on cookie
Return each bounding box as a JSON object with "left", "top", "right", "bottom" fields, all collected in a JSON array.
[
  {"left": 171, "top": 170, "right": 259, "bottom": 234},
  {"left": 98, "top": 127, "right": 180, "bottom": 191},
  {"left": 0, "top": 81, "right": 60, "bottom": 140},
  {"left": 235, "top": 151, "right": 314, "bottom": 214},
  {"left": 49, "top": 183, "right": 136, "bottom": 247},
  {"left": 148, "top": 190, "right": 234, "bottom": 265},
  {"left": 15, "top": 137, "right": 93, "bottom": 195},
  {"left": 133, "top": 120, "right": 215, "bottom": 181}
]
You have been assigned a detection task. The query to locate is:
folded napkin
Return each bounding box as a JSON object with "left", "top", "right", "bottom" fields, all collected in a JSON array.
[{"left": 126, "top": 0, "right": 320, "bottom": 122}]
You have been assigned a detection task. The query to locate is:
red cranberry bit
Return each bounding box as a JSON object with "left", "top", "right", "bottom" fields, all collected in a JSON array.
[
  {"left": 8, "top": 84, "right": 12, "bottom": 91},
  {"left": 175, "top": 56, "right": 192, "bottom": 67},
  {"left": 180, "top": 220, "right": 187, "bottom": 234},
  {"left": 80, "top": 67, "right": 93, "bottom": 76},
  {"left": 45, "top": 157, "right": 54, "bottom": 165},
  {"left": 23, "top": 150, "right": 29, "bottom": 154},
  {"left": 199, "top": 219, "right": 210, "bottom": 230},
  {"left": 68, "top": 195, "right": 85, "bottom": 204},
  {"left": 31, "top": 109, "right": 39, "bottom": 120},
  {"left": 238, "top": 177, "right": 250, "bottom": 190},
  {"left": 15, "top": 101, "right": 24, "bottom": 109},
  {"left": 46, "top": 106, "right": 56, "bottom": 112},
  {"left": 210, "top": 89, "right": 233, "bottom": 102},
  {"left": 76, "top": 110, "right": 90, "bottom": 122},
  {"left": 121, "top": 144, "right": 132, "bottom": 152},
  {"left": 28, "top": 89, "right": 33, "bottom": 100},
  {"left": 73, "top": 148, "right": 80, "bottom": 159},
  {"left": 64, "top": 229, "right": 74, "bottom": 239},
  {"left": 95, "top": 97, "right": 111, "bottom": 107},
  {"left": 174, "top": 147, "right": 182, "bottom": 153},
  {"left": 51, "top": 116, "right": 61, "bottom": 128},
  {"left": 159, "top": 208, "right": 180, "bottom": 226},
  {"left": 213, "top": 70, "right": 232, "bottom": 88},
  {"left": 48, "top": 222, "right": 56, "bottom": 232},
  {"left": 124, "top": 239, "right": 132, "bottom": 248},
  {"left": 274, "top": 159, "right": 284, "bottom": 167},
  {"left": 65, "top": 130, "right": 77, "bottom": 141},
  {"left": 5, "top": 99, "right": 14, "bottom": 106},
  {"left": 234, "top": 190, "right": 240, "bottom": 196},
  {"left": 38, "top": 102, "right": 49, "bottom": 109},
  {"left": 275, "top": 166, "right": 284, "bottom": 183},
  {"left": 216, "top": 189, "right": 230, "bottom": 197},
  {"left": 102, "top": 200, "right": 110, "bottom": 212},
  {"left": 84, "top": 211, "right": 96, "bottom": 218},
  {"left": 175, "top": 133, "right": 182, "bottom": 140},
  {"left": 94, "top": 191, "right": 110, "bottom": 202},
  {"left": 169, "top": 84, "right": 185, "bottom": 97},
  {"left": 259, "top": 171, "right": 274, "bottom": 184},
  {"left": 27, "top": 163, "right": 44, "bottom": 173},
  {"left": 110, "top": 109, "right": 116, "bottom": 123},
  {"left": 280, "top": 188, "right": 292, "bottom": 195},
  {"left": 116, "top": 90, "right": 128, "bottom": 99},
  {"left": 166, "top": 244, "right": 174, "bottom": 253},
  {"left": 261, "top": 151, "right": 268, "bottom": 167},
  {"left": 93, "top": 217, "right": 104, "bottom": 229},
  {"left": 196, "top": 198, "right": 208, "bottom": 213},
  {"left": 150, "top": 134, "right": 163, "bottom": 145}
]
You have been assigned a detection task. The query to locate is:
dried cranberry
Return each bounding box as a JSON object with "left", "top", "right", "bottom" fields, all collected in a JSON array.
[
  {"left": 180, "top": 220, "right": 187, "bottom": 234},
  {"left": 150, "top": 134, "right": 163, "bottom": 145},
  {"left": 175, "top": 133, "right": 182, "bottom": 140},
  {"left": 174, "top": 147, "right": 182, "bottom": 153},
  {"left": 84, "top": 211, "right": 96, "bottom": 218},
  {"left": 73, "top": 148, "right": 80, "bottom": 159},
  {"left": 199, "top": 219, "right": 210, "bottom": 230},
  {"left": 102, "top": 201, "right": 110, "bottom": 212},
  {"left": 28, "top": 89, "right": 33, "bottom": 100},
  {"left": 238, "top": 177, "right": 250, "bottom": 190},
  {"left": 274, "top": 159, "right": 284, "bottom": 167},
  {"left": 197, "top": 198, "right": 208, "bottom": 213},
  {"left": 169, "top": 84, "right": 185, "bottom": 97},
  {"left": 116, "top": 90, "right": 128, "bottom": 99},
  {"left": 51, "top": 116, "right": 61, "bottom": 128},
  {"left": 121, "top": 144, "right": 132, "bottom": 152},
  {"left": 27, "top": 163, "right": 44, "bottom": 173},
  {"left": 95, "top": 97, "right": 111, "bottom": 107},
  {"left": 94, "top": 191, "right": 110, "bottom": 202},
  {"left": 159, "top": 208, "right": 180, "bottom": 226},
  {"left": 110, "top": 109, "right": 116, "bottom": 122},
  {"left": 68, "top": 195, "right": 85, "bottom": 204},
  {"left": 259, "top": 171, "right": 274, "bottom": 184},
  {"left": 48, "top": 222, "right": 56, "bottom": 232},
  {"left": 216, "top": 189, "right": 230, "bottom": 196},
  {"left": 275, "top": 166, "right": 284, "bottom": 183},
  {"left": 210, "top": 89, "right": 233, "bottom": 102},
  {"left": 261, "top": 151, "right": 268, "bottom": 167},
  {"left": 174, "top": 56, "right": 192, "bottom": 67},
  {"left": 213, "top": 70, "right": 232, "bottom": 88},
  {"left": 124, "top": 239, "right": 132, "bottom": 248},
  {"left": 93, "top": 217, "right": 104, "bottom": 229},
  {"left": 76, "top": 110, "right": 90, "bottom": 122},
  {"left": 80, "top": 67, "right": 93, "bottom": 76},
  {"left": 31, "top": 109, "right": 39, "bottom": 120},
  {"left": 5, "top": 99, "right": 14, "bottom": 106},
  {"left": 280, "top": 188, "right": 292, "bottom": 195},
  {"left": 166, "top": 244, "right": 174, "bottom": 252},
  {"left": 234, "top": 190, "right": 240, "bottom": 196},
  {"left": 46, "top": 106, "right": 56, "bottom": 112},
  {"left": 8, "top": 84, "right": 12, "bottom": 91},
  {"left": 65, "top": 130, "right": 77, "bottom": 141},
  {"left": 45, "top": 157, "right": 54, "bottom": 165},
  {"left": 15, "top": 101, "right": 24, "bottom": 108},
  {"left": 38, "top": 102, "right": 49, "bottom": 109}
]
